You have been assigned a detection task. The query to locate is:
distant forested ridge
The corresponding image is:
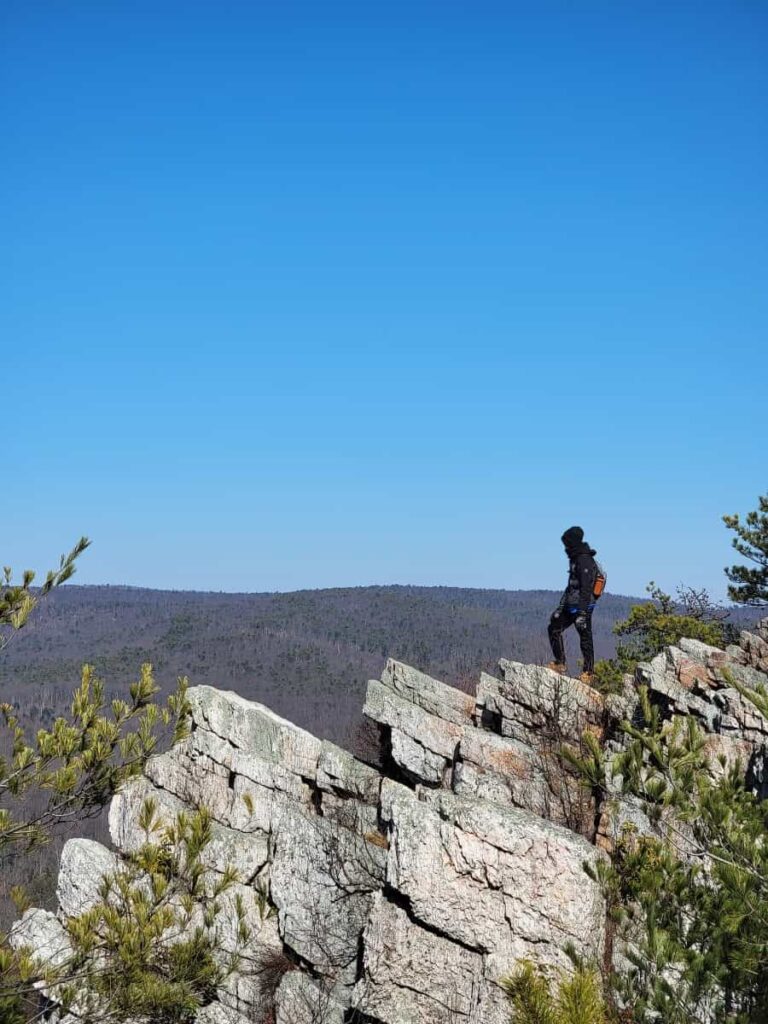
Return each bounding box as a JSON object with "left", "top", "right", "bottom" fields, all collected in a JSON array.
[
  {"left": 1, "top": 584, "right": 646, "bottom": 746},
  {"left": 2, "top": 584, "right": 758, "bottom": 747}
]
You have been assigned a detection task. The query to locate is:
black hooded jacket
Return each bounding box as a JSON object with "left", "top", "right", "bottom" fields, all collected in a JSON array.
[{"left": 560, "top": 527, "right": 598, "bottom": 613}]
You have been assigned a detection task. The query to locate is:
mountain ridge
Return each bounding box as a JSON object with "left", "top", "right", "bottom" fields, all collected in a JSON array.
[{"left": 2, "top": 583, "right": 755, "bottom": 749}]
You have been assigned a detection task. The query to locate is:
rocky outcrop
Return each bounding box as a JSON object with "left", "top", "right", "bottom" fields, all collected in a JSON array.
[{"left": 13, "top": 618, "right": 768, "bottom": 1023}]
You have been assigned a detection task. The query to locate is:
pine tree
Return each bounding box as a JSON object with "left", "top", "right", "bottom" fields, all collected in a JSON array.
[
  {"left": 565, "top": 678, "right": 768, "bottom": 1022},
  {"left": 724, "top": 493, "right": 768, "bottom": 606},
  {"left": 7, "top": 800, "right": 251, "bottom": 1024},
  {"left": 593, "top": 583, "right": 730, "bottom": 692},
  {"left": 503, "top": 960, "right": 607, "bottom": 1024},
  {"left": 0, "top": 538, "right": 90, "bottom": 650},
  {"left": 0, "top": 543, "right": 192, "bottom": 1023},
  {"left": 1, "top": 543, "right": 190, "bottom": 851}
]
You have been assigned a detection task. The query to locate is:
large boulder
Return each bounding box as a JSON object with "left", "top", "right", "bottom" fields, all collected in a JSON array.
[
  {"left": 364, "top": 677, "right": 463, "bottom": 785},
  {"left": 145, "top": 717, "right": 316, "bottom": 835},
  {"left": 354, "top": 894, "right": 488, "bottom": 1024},
  {"left": 57, "top": 838, "right": 119, "bottom": 917},
  {"left": 386, "top": 788, "right": 605, "bottom": 971},
  {"left": 477, "top": 661, "right": 605, "bottom": 746},
  {"left": 9, "top": 908, "right": 71, "bottom": 969},
  {"left": 188, "top": 686, "right": 323, "bottom": 778},
  {"left": 379, "top": 658, "right": 476, "bottom": 727},
  {"left": 270, "top": 804, "right": 387, "bottom": 983}
]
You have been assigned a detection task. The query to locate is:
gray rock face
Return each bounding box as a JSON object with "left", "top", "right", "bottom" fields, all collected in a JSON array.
[
  {"left": 9, "top": 908, "right": 79, "bottom": 1015},
  {"left": 195, "top": 1003, "right": 254, "bottom": 1024},
  {"left": 189, "top": 685, "right": 323, "bottom": 778},
  {"left": 380, "top": 658, "right": 476, "bottom": 726},
  {"left": 19, "top": 625, "right": 768, "bottom": 1024},
  {"left": 355, "top": 893, "right": 486, "bottom": 1024},
  {"left": 740, "top": 618, "right": 768, "bottom": 674},
  {"left": 110, "top": 776, "right": 270, "bottom": 881},
  {"left": 364, "top": 677, "right": 462, "bottom": 784},
  {"left": 274, "top": 970, "right": 346, "bottom": 1024},
  {"left": 270, "top": 804, "right": 386, "bottom": 980},
  {"left": 317, "top": 740, "right": 381, "bottom": 802},
  {"left": 9, "top": 908, "right": 71, "bottom": 969},
  {"left": 57, "top": 838, "right": 119, "bottom": 917},
  {"left": 216, "top": 912, "right": 283, "bottom": 1014},
  {"left": 454, "top": 726, "right": 542, "bottom": 811},
  {"left": 387, "top": 788, "right": 605, "bottom": 970},
  {"left": 478, "top": 661, "right": 604, "bottom": 745}
]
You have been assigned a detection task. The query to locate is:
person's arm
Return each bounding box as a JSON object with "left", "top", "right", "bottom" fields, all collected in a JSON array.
[{"left": 576, "top": 554, "right": 595, "bottom": 612}]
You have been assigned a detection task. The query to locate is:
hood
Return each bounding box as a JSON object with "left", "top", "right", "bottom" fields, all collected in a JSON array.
[
  {"left": 561, "top": 526, "right": 583, "bottom": 556},
  {"left": 561, "top": 526, "right": 595, "bottom": 559}
]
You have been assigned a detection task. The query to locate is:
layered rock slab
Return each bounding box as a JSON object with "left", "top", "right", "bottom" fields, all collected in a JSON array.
[
  {"left": 271, "top": 804, "right": 387, "bottom": 982},
  {"left": 355, "top": 894, "right": 487, "bottom": 1024},
  {"left": 386, "top": 787, "right": 605, "bottom": 969}
]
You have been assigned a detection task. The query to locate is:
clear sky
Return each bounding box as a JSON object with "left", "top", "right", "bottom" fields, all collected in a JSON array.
[{"left": 3, "top": 1, "right": 766, "bottom": 599}]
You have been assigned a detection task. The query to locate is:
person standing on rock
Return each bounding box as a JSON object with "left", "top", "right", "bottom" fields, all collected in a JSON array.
[{"left": 547, "top": 526, "right": 602, "bottom": 683}]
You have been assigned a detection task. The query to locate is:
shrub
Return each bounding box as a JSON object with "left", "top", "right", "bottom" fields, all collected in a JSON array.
[{"left": 503, "top": 960, "right": 608, "bottom": 1024}]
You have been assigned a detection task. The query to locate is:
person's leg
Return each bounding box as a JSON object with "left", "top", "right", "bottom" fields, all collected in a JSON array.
[
  {"left": 548, "top": 607, "right": 573, "bottom": 668},
  {"left": 575, "top": 609, "right": 595, "bottom": 674}
]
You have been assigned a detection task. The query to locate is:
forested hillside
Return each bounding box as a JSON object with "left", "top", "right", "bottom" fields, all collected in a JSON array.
[{"left": 1, "top": 584, "right": 644, "bottom": 747}]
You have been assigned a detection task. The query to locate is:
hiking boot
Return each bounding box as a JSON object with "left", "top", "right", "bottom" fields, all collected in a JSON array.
[
  {"left": 546, "top": 661, "right": 567, "bottom": 675},
  {"left": 579, "top": 671, "right": 595, "bottom": 685}
]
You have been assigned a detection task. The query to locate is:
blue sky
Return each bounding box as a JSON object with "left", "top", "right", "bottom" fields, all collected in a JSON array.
[{"left": 3, "top": 1, "right": 766, "bottom": 598}]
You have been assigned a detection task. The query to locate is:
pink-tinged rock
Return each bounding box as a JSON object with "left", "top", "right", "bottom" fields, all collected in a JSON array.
[{"left": 676, "top": 658, "right": 712, "bottom": 691}]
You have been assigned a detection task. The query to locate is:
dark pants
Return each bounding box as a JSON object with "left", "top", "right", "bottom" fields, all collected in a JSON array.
[{"left": 548, "top": 606, "right": 594, "bottom": 673}]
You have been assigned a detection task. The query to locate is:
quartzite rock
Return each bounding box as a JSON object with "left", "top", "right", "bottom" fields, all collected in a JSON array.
[
  {"left": 18, "top": 627, "right": 768, "bottom": 1024},
  {"left": 189, "top": 685, "right": 323, "bottom": 779},
  {"left": 354, "top": 893, "right": 486, "bottom": 1024},
  {"left": 364, "top": 677, "right": 462, "bottom": 784},
  {"left": 9, "top": 908, "right": 71, "bottom": 969},
  {"left": 485, "top": 660, "right": 605, "bottom": 744},
  {"left": 270, "top": 804, "right": 387, "bottom": 980},
  {"left": 379, "top": 658, "right": 476, "bottom": 727},
  {"left": 109, "top": 776, "right": 270, "bottom": 881},
  {"left": 386, "top": 788, "right": 605, "bottom": 970},
  {"left": 57, "top": 838, "right": 120, "bottom": 918},
  {"left": 274, "top": 970, "right": 346, "bottom": 1024}
]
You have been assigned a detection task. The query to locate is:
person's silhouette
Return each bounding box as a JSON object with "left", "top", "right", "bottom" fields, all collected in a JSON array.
[{"left": 547, "top": 526, "right": 599, "bottom": 683}]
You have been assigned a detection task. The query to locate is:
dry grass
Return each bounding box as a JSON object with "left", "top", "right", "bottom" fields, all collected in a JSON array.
[{"left": 363, "top": 830, "right": 389, "bottom": 849}]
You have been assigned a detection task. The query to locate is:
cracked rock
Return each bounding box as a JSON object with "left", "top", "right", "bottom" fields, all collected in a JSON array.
[
  {"left": 275, "top": 970, "right": 346, "bottom": 1024},
  {"left": 364, "top": 678, "right": 462, "bottom": 784},
  {"left": 354, "top": 893, "right": 485, "bottom": 1024},
  {"left": 270, "top": 805, "right": 386, "bottom": 980},
  {"left": 386, "top": 788, "right": 605, "bottom": 970}
]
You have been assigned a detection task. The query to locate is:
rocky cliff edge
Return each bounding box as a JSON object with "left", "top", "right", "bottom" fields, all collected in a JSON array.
[{"left": 12, "top": 619, "right": 768, "bottom": 1024}]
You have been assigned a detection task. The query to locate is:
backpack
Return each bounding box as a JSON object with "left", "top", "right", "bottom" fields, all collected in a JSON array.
[{"left": 593, "top": 561, "right": 607, "bottom": 599}]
